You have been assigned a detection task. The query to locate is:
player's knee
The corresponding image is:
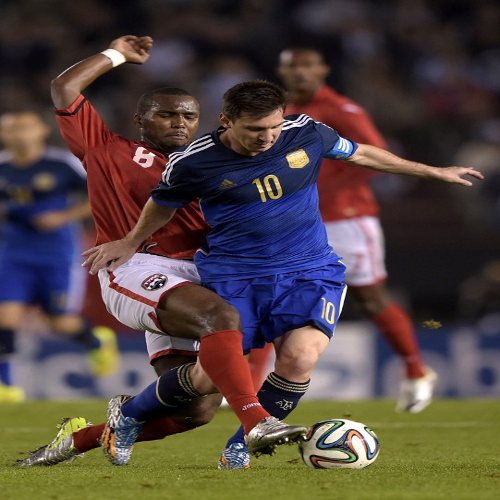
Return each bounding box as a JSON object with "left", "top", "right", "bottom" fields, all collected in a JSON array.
[
  {"left": 274, "top": 345, "right": 319, "bottom": 381},
  {"left": 199, "top": 299, "right": 240, "bottom": 333}
]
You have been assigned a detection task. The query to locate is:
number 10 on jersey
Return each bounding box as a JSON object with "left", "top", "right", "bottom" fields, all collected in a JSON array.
[
  {"left": 252, "top": 175, "right": 283, "bottom": 202},
  {"left": 320, "top": 297, "right": 336, "bottom": 325}
]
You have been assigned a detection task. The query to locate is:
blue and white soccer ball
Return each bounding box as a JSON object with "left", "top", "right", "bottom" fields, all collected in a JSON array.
[{"left": 299, "top": 418, "right": 380, "bottom": 469}]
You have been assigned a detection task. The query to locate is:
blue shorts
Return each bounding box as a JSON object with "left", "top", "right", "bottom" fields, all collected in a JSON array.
[
  {"left": 205, "top": 263, "right": 347, "bottom": 353},
  {"left": 0, "top": 257, "right": 84, "bottom": 316}
]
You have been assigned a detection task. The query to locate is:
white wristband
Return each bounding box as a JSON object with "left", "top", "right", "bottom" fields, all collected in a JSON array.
[{"left": 100, "top": 49, "right": 126, "bottom": 68}]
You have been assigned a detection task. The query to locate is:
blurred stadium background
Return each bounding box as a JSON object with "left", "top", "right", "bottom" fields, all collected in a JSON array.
[{"left": 1, "top": 0, "right": 499, "bottom": 400}]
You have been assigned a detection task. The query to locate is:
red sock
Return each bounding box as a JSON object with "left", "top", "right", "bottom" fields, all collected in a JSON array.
[
  {"left": 371, "top": 303, "right": 425, "bottom": 378},
  {"left": 248, "top": 343, "right": 274, "bottom": 390},
  {"left": 73, "top": 424, "right": 104, "bottom": 452},
  {"left": 138, "top": 417, "right": 187, "bottom": 441},
  {"left": 199, "top": 330, "right": 269, "bottom": 434},
  {"left": 73, "top": 417, "right": 189, "bottom": 453}
]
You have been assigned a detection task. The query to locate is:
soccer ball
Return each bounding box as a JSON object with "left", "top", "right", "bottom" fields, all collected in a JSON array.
[{"left": 299, "top": 419, "right": 380, "bottom": 469}]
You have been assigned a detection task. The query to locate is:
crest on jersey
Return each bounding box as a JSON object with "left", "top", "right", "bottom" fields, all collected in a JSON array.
[
  {"left": 141, "top": 273, "right": 168, "bottom": 291},
  {"left": 286, "top": 149, "right": 309, "bottom": 169},
  {"left": 32, "top": 173, "right": 56, "bottom": 191}
]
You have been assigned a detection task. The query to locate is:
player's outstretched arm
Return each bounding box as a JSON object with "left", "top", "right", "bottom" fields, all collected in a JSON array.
[
  {"left": 51, "top": 35, "right": 153, "bottom": 109},
  {"left": 82, "top": 198, "right": 176, "bottom": 275},
  {"left": 348, "top": 144, "right": 484, "bottom": 186}
]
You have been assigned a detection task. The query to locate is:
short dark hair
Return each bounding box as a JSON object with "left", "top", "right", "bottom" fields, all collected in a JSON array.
[
  {"left": 136, "top": 87, "right": 193, "bottom": 114},
  {"left": 222, "top": 80, "right": 287, "bottom": 120}
]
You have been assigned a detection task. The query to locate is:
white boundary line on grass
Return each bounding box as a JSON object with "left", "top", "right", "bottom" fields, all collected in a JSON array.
[{"left": 368, "top": 421, "right": 494, "bottom": 428}]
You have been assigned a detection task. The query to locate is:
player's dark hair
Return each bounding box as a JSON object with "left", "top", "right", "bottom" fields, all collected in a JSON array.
[
  {"left": 136, "top": 87, "right": 193, "bottom": 114},
  {"left": 222, "top": 80, "right": 287, "bottom": 120}
]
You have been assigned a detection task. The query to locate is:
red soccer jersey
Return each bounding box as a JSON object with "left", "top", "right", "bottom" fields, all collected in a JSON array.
[
  {"left": 55, "top": 95, "right": 209, "bottom": 259},
  {"left": 286, "top": 85, "right": 388, "bottom": 221}
]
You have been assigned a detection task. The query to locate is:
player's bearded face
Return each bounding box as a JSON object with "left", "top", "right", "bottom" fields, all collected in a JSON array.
[
  {"left": 137, "top": 96, "right": 200, "bottom": 152},
  {"left": 222, "top": 109, "right": 285, "bottom": 156}
]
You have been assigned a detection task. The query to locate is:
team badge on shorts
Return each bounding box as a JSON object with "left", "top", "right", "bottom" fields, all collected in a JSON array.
[
  {"left": 286, "top": 149, "right": 309, "bottom": 169},
  {"left": 141, "top": 273, "right": 168, "bottom": 291}
]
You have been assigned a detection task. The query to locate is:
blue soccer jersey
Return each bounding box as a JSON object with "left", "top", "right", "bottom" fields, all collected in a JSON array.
[
  {"left": 0, "top": 147, "right": 87, "bottom": 265},
  {"left": 153, "top": 114, "right": 357, "bottom": 282}
]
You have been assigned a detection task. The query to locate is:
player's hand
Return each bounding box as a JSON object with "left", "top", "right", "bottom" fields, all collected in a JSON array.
[
  {"left": 435, "top": 166, "right": 484, "bottom": 186},
  {"left": 109, "top": 35, "right": 153, "bottom": 64},
  {"left": 32, "top": 210, "right": 68, "bottom": 231},
  {"left": 81, "top": 239, "right": 137, "bottom": 275}
]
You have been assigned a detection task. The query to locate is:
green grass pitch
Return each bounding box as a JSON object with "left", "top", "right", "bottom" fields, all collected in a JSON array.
[{"left": 1, "top": 399, "right": 499, "bottom": 500}]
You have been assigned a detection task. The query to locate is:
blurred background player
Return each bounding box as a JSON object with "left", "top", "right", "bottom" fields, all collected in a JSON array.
[
  {"left": 276, "top": 47, "right": 436, "bottom": 413},
  {"left": 0, "top": 110, "right": 119, "bottom": 402}
]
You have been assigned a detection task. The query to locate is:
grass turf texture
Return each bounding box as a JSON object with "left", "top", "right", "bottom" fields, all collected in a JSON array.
[{"left": 1, "top": 399, "right": 499, "bottom": 500}]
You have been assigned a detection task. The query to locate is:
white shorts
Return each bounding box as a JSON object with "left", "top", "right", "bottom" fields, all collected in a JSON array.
[
  {"left": 98, "top": 253, "right": 200, "bottom": 361},
  {"left": 324, "top": 216, "right": 387, "bottom": 287}
]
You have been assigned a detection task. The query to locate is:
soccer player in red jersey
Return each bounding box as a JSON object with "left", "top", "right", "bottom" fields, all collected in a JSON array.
[
  {"left": 17, "top": 36, "right": 306, "bottom": 468},
  {"left": 277, "top": 48, "right": 437, "bottom": 412}
]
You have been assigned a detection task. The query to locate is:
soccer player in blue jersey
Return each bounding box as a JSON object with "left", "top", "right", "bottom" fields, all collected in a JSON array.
[
  {"left": 0, "top": 111, "right": 119, "bottom": 402},
  {"left": 84, "top": 80, "right": 483, "bottom": 468}
]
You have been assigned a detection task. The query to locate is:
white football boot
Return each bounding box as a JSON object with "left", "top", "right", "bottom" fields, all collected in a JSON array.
[{"left": 396, "top": 366, "right": 438, "bottom": 413}]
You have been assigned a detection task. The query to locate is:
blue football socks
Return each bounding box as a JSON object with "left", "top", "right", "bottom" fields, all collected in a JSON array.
[
  {"left": 121, "top": 363, "right": 200, "bottom": 420},
  {"left": 225, "top": 371, "right": 310, "bottom": 446}
]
